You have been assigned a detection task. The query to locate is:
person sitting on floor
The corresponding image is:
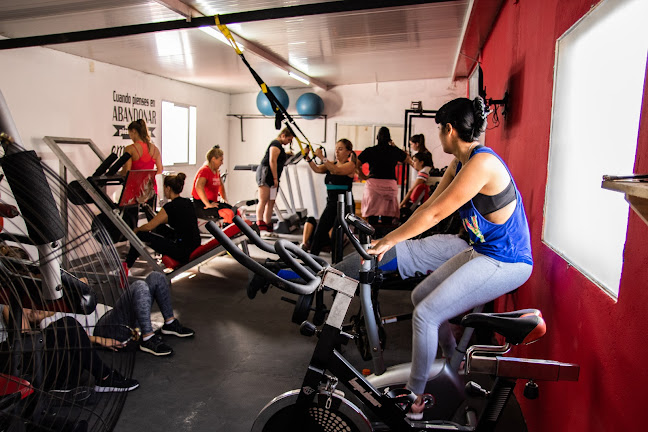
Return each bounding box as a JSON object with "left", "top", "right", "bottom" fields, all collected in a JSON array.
[
  {"left": 0, "top": 304, "right": 139, "bottom": 392},
  {"left": 124, "top": 173, "right": 200, "bottom": 273},
  {"left": 41, "top": 271, "right": 195, "bottom": 357}
]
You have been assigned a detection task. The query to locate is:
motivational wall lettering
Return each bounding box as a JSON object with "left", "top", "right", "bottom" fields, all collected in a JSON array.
[{"left": 112, "top": 91, "right": 157, "bottom": 140}]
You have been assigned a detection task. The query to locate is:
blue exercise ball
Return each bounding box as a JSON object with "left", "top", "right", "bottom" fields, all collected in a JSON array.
[
  {"left": 256, "top": 87, "right": 289, "bottom": 116},
  {"left": 296, "top": 92, "right": 324, "bottom": 120}
]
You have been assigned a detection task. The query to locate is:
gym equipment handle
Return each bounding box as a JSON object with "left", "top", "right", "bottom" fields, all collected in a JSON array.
[
  {"left": 205, "top": 221, "right": 320, "bottom": 296},
  {"left": 337, "top": 195, "right": 372, "bottom": 260},
  {"left": 105, "top": 153, "right": 132, "bottom": 176}
]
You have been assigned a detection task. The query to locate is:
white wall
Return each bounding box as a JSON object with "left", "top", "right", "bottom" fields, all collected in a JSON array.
[
  {"left": 0, "top": 45, "right": 464, "bottom": 221},
  {"left": 0, "top": 46, "right": 229, "bottom": 199},
  {"left": 227, "top": 79, "right": 465, "bottom": 216}
]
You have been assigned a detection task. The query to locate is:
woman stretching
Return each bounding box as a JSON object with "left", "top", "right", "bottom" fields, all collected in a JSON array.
[
  {"left": 368, "top": 97, "right": 533, "bottom": 418},
  {"left": 124, "top": 173, "right": 200, "bottom": 271},
  {"left": 302, "top": 139, "right": 356, "bottom": 256}
]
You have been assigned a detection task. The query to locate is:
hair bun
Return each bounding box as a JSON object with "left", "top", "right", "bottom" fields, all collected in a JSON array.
[
  {"left": 472, "top": 97, "right": 487, "bottom": 120},
  {"left": 471, "top": 97, "right": 488, "bottom": 140},
  {"left": 177, "top": 172, "right": 186, "bottom": 182}
]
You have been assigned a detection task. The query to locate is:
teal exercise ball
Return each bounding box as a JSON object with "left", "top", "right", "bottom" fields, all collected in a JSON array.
[
  {"left": 296, "top": 92, "right": 324, "bottom": 120},
  {"left": 256, "top": 87, "right": 289, "bottom": 116}
]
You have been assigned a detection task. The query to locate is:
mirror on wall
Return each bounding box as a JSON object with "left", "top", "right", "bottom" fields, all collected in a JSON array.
[{"left": 335, "top": 124, "right": 405, "bottom": 152}]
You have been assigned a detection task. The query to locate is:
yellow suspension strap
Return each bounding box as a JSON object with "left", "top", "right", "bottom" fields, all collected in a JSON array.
[{"left": 214, "top": 16, "right": 321, "bottom": 159}]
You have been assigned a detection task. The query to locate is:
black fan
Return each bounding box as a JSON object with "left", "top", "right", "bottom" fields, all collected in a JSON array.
[{"left": 0, "top": 98, "right": 136, "bottom": 431}]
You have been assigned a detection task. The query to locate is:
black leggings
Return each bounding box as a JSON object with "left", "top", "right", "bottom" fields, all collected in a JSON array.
[
  {"left": 125, "top": 229, "right": 192, "bottom": 267},
  {"left": 310, "top": 191, "right": 351, "bottom": 256},
  {"left": 192, "top": 199, "right": 232, "bottom": 219}
]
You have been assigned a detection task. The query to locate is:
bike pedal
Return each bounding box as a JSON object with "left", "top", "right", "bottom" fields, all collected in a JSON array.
[{"left": 407, "top": 419, "right": 471, "bottom": 431}]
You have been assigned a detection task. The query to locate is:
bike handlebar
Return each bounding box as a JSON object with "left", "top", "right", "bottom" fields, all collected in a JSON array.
[
  {"left": 231, "top": 214, "right": 276, "bottom": 254},
  {"left": 229, "top": 211, "right": 329, "bottom": 272},
  {"left": 205, "top": 221, "right": 321, "bottom": 296},
  {"left": 337, "top": 195, "right": 373, "bottom": 261}
]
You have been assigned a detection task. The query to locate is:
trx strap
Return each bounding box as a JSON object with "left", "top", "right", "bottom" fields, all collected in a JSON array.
[{"left": 214, "top": 17, "right": 323, "bottom": 160}]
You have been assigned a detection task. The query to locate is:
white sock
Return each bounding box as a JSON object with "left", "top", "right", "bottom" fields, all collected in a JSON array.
[
  {"left": 143, "top": 334, "right": 154, "bottom": 342},
  {"left": 165, "top": 318, "right": 175, "bottom": 325}
]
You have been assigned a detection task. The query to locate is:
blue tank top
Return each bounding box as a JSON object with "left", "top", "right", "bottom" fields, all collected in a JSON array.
[{"left": 456, "top": 147, "right": 533, "bottom": 265}]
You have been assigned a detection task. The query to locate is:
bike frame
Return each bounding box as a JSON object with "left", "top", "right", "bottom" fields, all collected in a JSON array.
[
  {"left": 288, "top": 268, "right": 541, "bottom": 432},
  {"left": 294, "top": 268, "right": 412, "bottom": 430}
]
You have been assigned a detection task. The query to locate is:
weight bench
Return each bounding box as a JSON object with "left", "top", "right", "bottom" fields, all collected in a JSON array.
[{"left": 159, "top": 220, "right": 253, "bottom": 278}]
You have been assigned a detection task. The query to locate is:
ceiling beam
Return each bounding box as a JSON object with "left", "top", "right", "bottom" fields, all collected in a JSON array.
[
  {"left": 0, "top": 0, "right": 452, "bottom": 91},
  {"left": 154, "top": 0, "right": 330, "bottom": 89},
  {"left": 153, "top": 0, "right": 199, "bottom": 19}
]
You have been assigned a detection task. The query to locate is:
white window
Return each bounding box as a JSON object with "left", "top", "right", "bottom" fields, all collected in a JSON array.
[
  {"left": 543, "top": 0, "right": 648, "bottom": 298},
  {"left": 161, "top": 101, "right": 197, "bottom": 165}
]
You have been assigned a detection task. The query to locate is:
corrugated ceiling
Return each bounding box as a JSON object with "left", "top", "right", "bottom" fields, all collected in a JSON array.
[{"left": 0, "top": 0, "right": 474, "bottom": 94}]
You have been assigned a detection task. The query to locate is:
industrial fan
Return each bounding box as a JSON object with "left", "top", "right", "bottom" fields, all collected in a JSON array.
[{"left": 0, "top": 91, "right": 136, "bottom": 432}]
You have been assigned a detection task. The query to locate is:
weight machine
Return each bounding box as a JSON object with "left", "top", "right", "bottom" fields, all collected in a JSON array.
[{"left": 43, "top": 136, "right": 250, "bottom": 280}]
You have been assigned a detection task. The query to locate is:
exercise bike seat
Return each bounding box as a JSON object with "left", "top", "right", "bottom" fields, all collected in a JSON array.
[
  {"left": 461, "top": 309, "right": 546, "bottom": 345},
  {"left": 377, "top": 270, "right": 426, "bottom": 291}
]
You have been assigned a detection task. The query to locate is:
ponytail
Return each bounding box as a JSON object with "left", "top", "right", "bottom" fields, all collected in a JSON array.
[
  {"left": 410, "top": 134, "right": 427, "bottom": 152},
  {"left": 128, "top": 118, "right": 153, "bottom": 152}
]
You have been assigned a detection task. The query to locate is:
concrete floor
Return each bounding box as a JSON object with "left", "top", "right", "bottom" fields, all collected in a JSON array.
[{"left": 113, "top": 244, "right": 525, "bottom": 432}]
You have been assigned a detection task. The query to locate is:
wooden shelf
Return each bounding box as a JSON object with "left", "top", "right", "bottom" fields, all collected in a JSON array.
[{"left": 602, "top": 179, "right": 648, "bottom": 226}]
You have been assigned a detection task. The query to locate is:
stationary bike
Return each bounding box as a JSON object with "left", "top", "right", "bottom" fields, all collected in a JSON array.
[
  {"left": 206, "top": 215, "right": 580, "bottom": 431},
  {"left": 334, "top": 192, "right": 478, "bottom": 392}
]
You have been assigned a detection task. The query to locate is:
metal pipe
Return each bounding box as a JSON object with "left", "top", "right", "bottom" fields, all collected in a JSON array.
[{"left": 0, "top": 0, "right": 449, "bottom": 50}]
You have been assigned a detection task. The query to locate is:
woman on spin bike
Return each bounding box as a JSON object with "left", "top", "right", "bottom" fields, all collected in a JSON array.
[{"left": 367, "top": 96, "right": 533, "bottom": 418}]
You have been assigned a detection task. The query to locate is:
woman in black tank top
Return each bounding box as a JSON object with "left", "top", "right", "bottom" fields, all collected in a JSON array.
[{"left": 124, "top": 173, "right": 200, "bottom": 270}]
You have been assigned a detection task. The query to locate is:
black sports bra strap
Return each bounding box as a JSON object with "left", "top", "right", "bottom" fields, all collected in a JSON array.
[
  {"left": 470, "top": 144, "right": 485, "bottom": 157},
  {"left": 473, "top": 181, "right": 516, "bottom": 216}
]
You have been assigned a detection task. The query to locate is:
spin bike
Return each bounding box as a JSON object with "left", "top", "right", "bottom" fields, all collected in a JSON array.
[
  {"left": 333, "top": 192, "right": 479, "bottom": 389},
  {"left": 206, "top": 214, "right": 580, "bottom": 431},
  {"left": 225, "top": 196, "right": 506, "bottom": 422}
]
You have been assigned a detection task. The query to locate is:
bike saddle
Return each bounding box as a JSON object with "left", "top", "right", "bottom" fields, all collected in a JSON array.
[{"left": 461, "top": 309, "right": 546, "bottom": 345}]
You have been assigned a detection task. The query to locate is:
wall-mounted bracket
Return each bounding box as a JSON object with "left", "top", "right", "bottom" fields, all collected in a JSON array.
[
  {"left": 227, "top": 114, "right": 327, "bottom": 143},
  {"left": 486, "top": 91, "right": 510, "bottom": 120}
]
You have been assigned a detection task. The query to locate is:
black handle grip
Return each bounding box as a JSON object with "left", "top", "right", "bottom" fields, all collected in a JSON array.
[
  {"left": 105, "top": 153, "right": 132, "bottom": 176},
  {"left": 92, "top": 153, "right": 118, "bottom": 177},
  {"left": 337, "top": 195, "right": 372, "bottom": 260}
]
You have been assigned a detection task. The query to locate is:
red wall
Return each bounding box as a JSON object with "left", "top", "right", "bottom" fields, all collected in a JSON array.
[{"left": 474, "top": 0, "right": 648, "bottom": 430}]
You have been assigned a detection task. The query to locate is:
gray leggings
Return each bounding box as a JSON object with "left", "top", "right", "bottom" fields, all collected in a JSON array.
[
  {"left": 407, "top": 248, "right": 532, "bottom": 394},
  {"left": 95, "top": 272, "right": 174, "bottom": 339}
]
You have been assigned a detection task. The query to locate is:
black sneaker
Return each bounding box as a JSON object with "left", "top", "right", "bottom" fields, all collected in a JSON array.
[
  {"left": 161, "top": 320, "right": 195, "bottom": 338},
  {"left": 139, "top": 335, "right": 174, "bottom": 356},
  {"left": 94, "top": 372, "right": 139, "bottom": 393}
]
